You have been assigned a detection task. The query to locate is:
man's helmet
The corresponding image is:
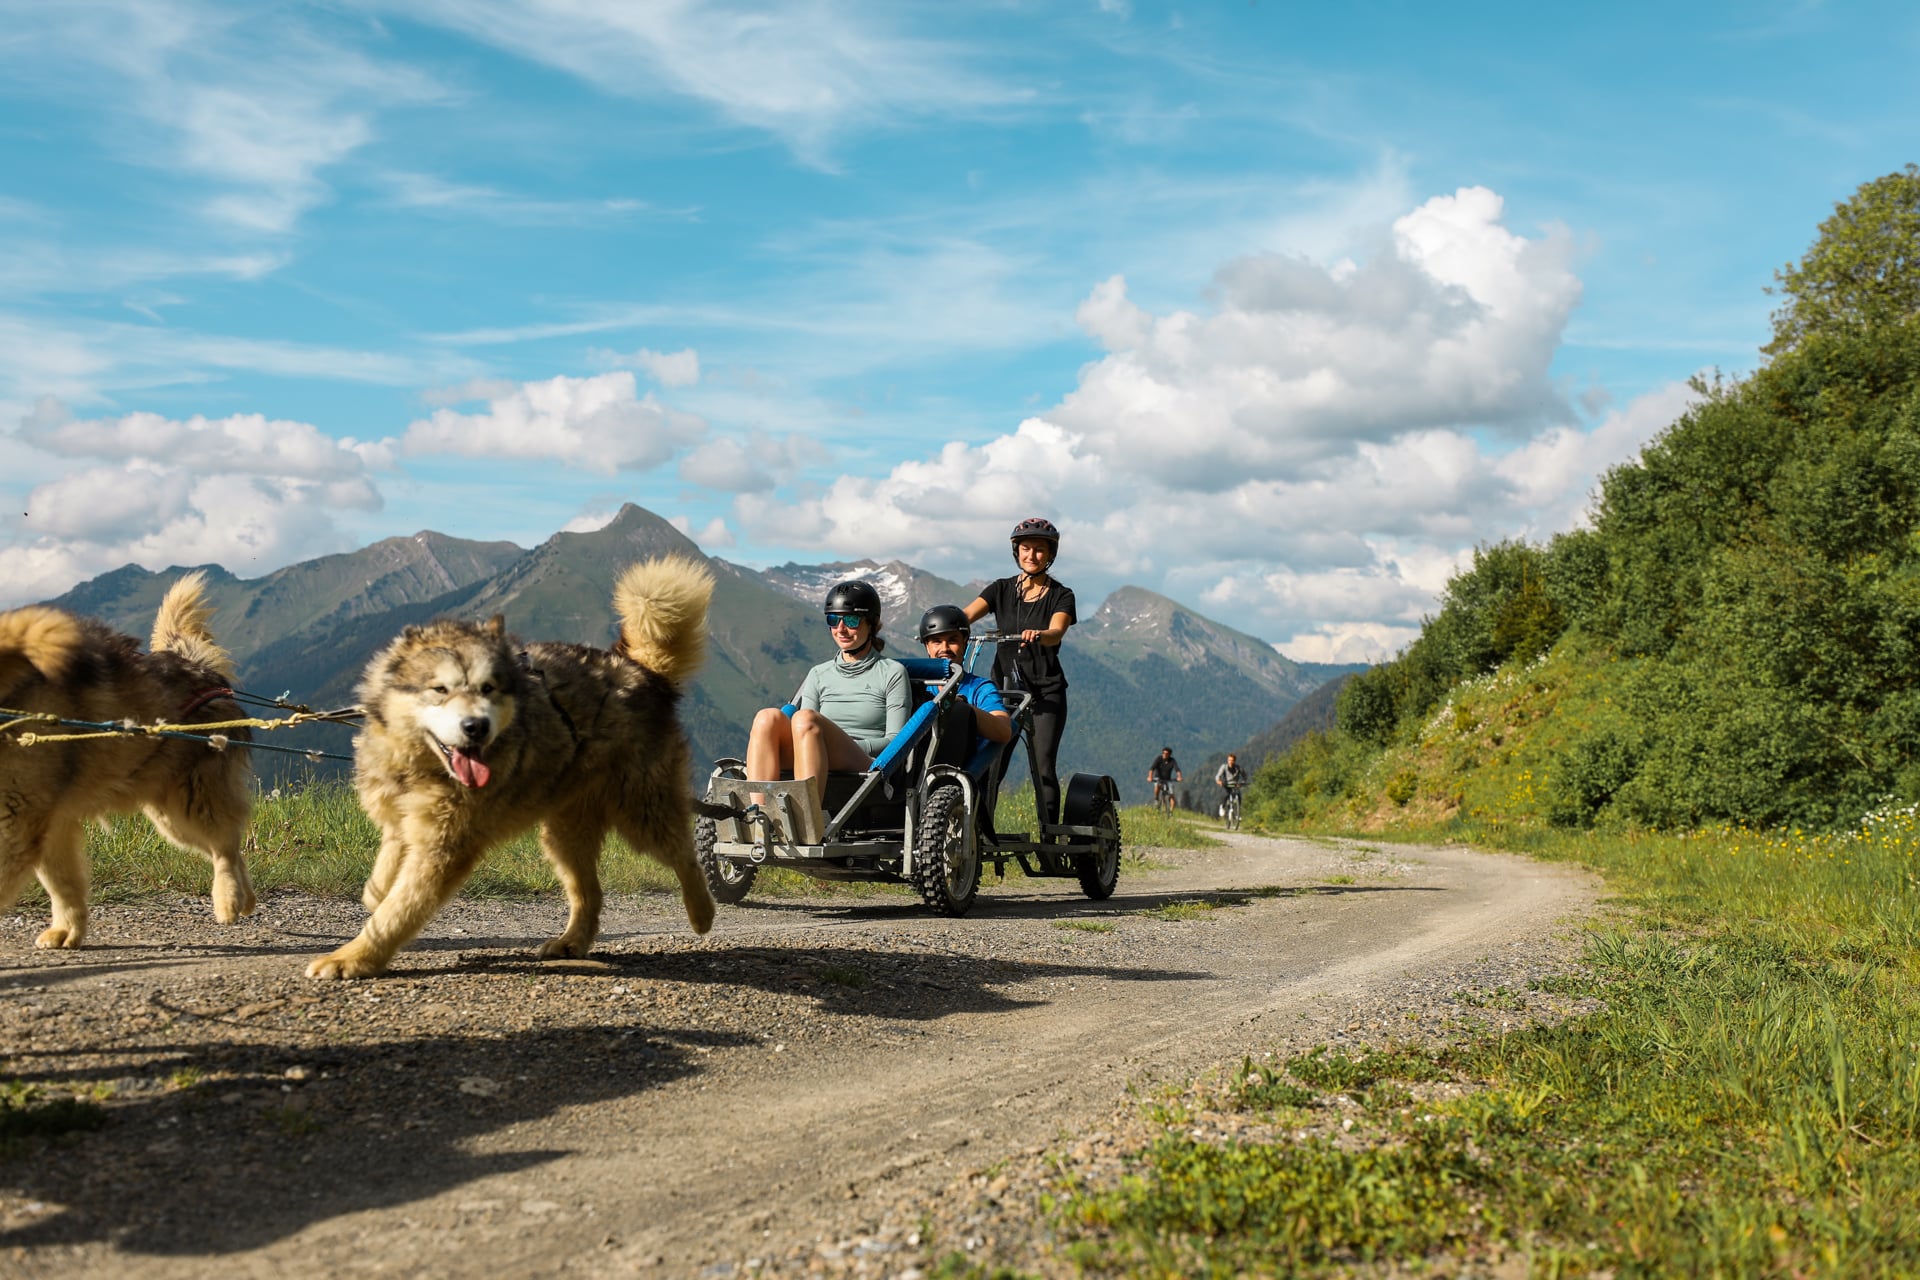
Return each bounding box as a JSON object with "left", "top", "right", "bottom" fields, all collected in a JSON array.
[
  {"left": 916, "top": 604, "right": 971, "bottom": 642},
  {"left": 1009, "top": 517, "right": 1060, "bottom": 547},
  {"left": 823, "top": 579, "right": 882, "bottom": 623}
]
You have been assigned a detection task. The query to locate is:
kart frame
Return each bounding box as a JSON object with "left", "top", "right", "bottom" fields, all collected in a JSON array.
[{"left": 694, "top": 633, "right": 1122, "bottom": 916}]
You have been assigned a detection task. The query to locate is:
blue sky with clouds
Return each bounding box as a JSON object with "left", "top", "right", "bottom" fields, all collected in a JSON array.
[{"left": 1, "top": 0, "right": 1914, "bottom": 660}]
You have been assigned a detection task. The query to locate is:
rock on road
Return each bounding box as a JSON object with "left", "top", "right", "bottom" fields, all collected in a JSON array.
[{"left": 0, "top": 830, "right": 1596, "bottom": 1278}]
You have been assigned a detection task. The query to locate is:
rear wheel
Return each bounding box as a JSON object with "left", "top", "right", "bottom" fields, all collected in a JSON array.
[
  {"left": 912, "top": 783, "right": 978, "bottom": 916},
  {"left": 1075, "top": 796, "right": 1121, "bottom": 900},
  {"left": 695, "top": 815, "right": 757, "bottom": 904}
]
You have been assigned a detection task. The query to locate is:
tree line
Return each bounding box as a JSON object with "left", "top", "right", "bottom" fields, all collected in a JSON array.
[{"left": 1253, "top": 165, "right": 1920, "bottom": 831}]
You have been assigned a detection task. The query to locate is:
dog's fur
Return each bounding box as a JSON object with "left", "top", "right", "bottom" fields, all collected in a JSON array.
[
  {"left": 307, "top": 556, "right": 719, "bottom": 980},
  {"left": 0, "top": 574, "right": 256, "bottom": 948}
]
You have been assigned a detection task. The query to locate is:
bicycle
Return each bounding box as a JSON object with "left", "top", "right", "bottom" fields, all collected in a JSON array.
[
  {"left": 1221, "top": 784, "right": 1243, "bottom": 831},
  {"left": 1151, "top": 777, "right": 1178, "bottom": 816}
]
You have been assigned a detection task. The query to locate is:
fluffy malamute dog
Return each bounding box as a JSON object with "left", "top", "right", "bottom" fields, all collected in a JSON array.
[
  {"left": 307, "top": 556, "right": 718, "bottom": 979},
  {"left": 0, "top": 573, "right": 256, "bottom": 948}
]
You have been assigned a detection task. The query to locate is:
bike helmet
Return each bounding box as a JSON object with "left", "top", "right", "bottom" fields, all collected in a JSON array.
[
  {"left": 916, "top": 604, "right": 971, "bottom": 642},
  {"left": 1009, "top": 516, "right": 1060, "bottom": 547},
  {"left": 823, "top": 579, "right": 882, "bottom": 624}
]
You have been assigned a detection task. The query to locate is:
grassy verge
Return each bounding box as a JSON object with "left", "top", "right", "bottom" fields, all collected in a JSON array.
[
  {"left": 21, "top": 781, "right": 1207, "bottom": 908},
  {"left": 13, "top": 781, "right": 900, "bottom": 905},
  {"left": 1017, "top": 809, "right": 1920, "bottom": 1276}
]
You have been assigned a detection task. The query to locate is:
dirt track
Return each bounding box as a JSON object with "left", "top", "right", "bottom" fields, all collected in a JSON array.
[{"left": 0, "top": 831, "right": 1596, "bottom": 1278}]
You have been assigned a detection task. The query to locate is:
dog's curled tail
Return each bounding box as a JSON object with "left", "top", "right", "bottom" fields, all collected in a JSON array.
[
  {"left": 151, "top": 571, "right": 235, "bottom": 679},
  {"left": 0, "top": 606, "right": 85, "bottom": 692},
  {"left": 613, "top": 556, "right": 714, "bottom": 688}
]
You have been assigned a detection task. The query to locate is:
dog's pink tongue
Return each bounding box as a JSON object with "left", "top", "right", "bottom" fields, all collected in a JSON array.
[{"left": 450, "top": 749, "right": 491, "bottom": 788}]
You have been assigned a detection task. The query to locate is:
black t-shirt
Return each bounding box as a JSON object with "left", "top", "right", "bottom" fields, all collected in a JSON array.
[
  {"left": 975, "top": 575, "right": 1077, "bottom": 698},
  {"left": 1149, "top": 755, "right": 1180, "bottom": 781}
]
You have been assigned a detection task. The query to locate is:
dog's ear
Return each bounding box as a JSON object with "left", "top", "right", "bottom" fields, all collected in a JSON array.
[
  {"left": 485, "top": 614, "right": 506, "bottom": 637},
  {"left": 401, "top": 625, "right": 424, "bottom": 642}
]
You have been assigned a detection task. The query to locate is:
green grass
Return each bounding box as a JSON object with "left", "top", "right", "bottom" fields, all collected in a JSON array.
[
  {"left": 1054, "top": 920, "right": 1117, "bottom": 934},
  {"left": 1, "top": 1082, "right": 108, "bottom": 1150},
  {"left": 1039, "top": 811, "right": 1920, "bottom": 1276},
  {"left": 14, "top": 780, "right": 910, "bottom": 905}
]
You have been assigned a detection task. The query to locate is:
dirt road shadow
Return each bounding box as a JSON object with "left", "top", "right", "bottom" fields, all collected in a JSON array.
[{"left": 0, "top": 1022, "right": 734, "bottom": 1256}]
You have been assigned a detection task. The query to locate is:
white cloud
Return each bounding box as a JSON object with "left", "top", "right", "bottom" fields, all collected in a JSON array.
[
  {"left": 679, "top": 429, "right": 829, "bottom": 493},
  {"left": 0, "top": 2, "right": 443, "bottom": 235},
  {"left": 397, "top": 372, "right": 707, "bottom": 474},
  {"left": 0, "top": 311, "right": 484, "bottom": 410},
  {"left": 381, "top": 0, "right": 1028, "bottom": 163},
  {"left": 1046, "top": 187, "right": 1582, "bottom": 491},
  {"left": 592, "top": 346, "right": 702, "bottom": 388},
  {"left": 0, "top": 399, "right": 385, "bottom": 607},
  {"left": 727, "top": 187, "right": 1688, "bottom": 659},
  {"left": 668, "top": 514, "right": 736, "bottom": 549},
  {"left": 561, "top": 509, "right": 620, "bottom": 534}
]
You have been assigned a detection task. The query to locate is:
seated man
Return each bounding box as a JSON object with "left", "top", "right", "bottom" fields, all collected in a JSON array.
[{"left": 915, "top": 606, "right": 1014, "bottom": 762}]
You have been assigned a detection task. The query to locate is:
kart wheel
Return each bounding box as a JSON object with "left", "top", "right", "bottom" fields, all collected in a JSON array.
[
  {"left": 696, "top": 815, "right": 756, "bottom": 904},
  {"left": 1074, "top": 796, "right": 1121, "bottom": 901},
  {"left": 913, "top": 783, "right": 978, "bottom": 917}
]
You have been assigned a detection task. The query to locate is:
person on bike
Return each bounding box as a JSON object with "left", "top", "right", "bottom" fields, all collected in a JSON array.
[
  {"left": 1148, "top": 747, "right": 1182, "bottom": 810},
  {"left": 1215, "top": 752, "right": 1248, "bottom": 825},
  {"left": 963, "top": 517, "right": 1076, "bottom": 828},
  {"left": 747, "top": 580, "right": 910, "bottom": 812},
  {"left": 917, "top": 605, "right": 1013, "bottom": 750}
]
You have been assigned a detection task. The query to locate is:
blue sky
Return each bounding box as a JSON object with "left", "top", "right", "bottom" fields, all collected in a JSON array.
[{"left": 1, "top": 1, "right": 1914, "bottom": 660}]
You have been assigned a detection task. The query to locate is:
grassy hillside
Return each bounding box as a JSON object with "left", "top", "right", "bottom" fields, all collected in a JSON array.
[{"left": 1255, "top": 309, "right": 1920, "bottom": 837}]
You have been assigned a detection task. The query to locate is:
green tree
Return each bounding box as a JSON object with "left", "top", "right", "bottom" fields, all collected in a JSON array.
[{"left": 1766, "top": 164, "right": 1920, "bottom": 355}]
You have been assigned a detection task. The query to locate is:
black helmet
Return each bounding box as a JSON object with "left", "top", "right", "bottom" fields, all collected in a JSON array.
[
  {"left": 823, "top": 579, "right": 882, "bottom": 623},
  {"left": 1009, "top": 516, "right": 1060, "bottom": 546},
  {"left": 916, "top": 604, "right": 971, "bottom": 642}
]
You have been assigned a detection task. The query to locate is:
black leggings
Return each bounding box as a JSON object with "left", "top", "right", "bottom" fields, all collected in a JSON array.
[{"left": 1028, "top": 693, "right": 1068, "bottom": 826}]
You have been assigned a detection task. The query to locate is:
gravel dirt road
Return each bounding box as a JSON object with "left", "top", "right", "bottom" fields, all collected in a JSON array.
[{"left": 1, "top": 830, "right": 1597, "bottom": 1279}]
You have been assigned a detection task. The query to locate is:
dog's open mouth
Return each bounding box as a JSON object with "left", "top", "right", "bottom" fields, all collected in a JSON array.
[{"left": 431, "top": 736, "right": 492, "bottom": 788}]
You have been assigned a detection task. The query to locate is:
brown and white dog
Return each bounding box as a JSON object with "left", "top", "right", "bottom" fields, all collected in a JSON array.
[
  {"left": 307, "top": 555, "right": 719, "bottom": 979},
  {"left": 0, "top": 573, "right": 256, "bottom": 948}
]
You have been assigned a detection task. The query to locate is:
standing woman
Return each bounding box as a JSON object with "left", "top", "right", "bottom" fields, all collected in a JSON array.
[{"left": 964, "top": 517, "right": 1076, "bottom": 827}]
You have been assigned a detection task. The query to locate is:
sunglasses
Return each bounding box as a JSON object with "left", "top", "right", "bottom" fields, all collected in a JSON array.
[{"left": 825, "top": 613, "right": 868, "bottom": 629}]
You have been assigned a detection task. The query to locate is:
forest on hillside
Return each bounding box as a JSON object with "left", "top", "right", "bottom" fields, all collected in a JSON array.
[{"left": 1252, "top": 165, "right": 1920, "bottom": 832}]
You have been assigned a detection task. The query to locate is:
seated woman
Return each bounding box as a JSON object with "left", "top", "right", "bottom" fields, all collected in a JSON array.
[{"left": 746, "top": 580, "right": 910, "bottom": 814}]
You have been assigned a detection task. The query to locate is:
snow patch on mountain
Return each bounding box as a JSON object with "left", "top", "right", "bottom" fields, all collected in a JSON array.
[{"left": 760, "top": 560, "right": 916, "bottom": 615}]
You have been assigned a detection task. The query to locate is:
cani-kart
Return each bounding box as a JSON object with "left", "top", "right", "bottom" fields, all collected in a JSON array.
[{"left": 693, "top": 634, "right": 1122, "bottom": 916}]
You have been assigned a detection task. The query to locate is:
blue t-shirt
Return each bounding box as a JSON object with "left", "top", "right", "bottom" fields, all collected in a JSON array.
[
  {"left": 947, "top": 671, "right": 1011, "bottom": 775},
  {"left": 956, "top": 672, "right": 1006, "bottom": 718}
]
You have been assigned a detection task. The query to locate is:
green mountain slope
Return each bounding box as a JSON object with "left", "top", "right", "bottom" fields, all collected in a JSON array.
[
  {"left": 33, "top": 505, "right": 1349, "bottom": 799},
  {"left": 45, "top": 532, "right": 527, "bottom": 659}
]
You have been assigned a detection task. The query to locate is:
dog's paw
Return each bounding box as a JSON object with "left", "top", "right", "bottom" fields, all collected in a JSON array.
[
  {"left": 535, "top": 936, "right": 591, "bottom": 960},
  {"left": 306, "top": 950, "right": 384, "bottom": 980},
  {"left": 34, "top": 925, "right": 84, "bottom": 950},
  {"left": 213, "top": 885, "right": 258, "bottom": 923}
]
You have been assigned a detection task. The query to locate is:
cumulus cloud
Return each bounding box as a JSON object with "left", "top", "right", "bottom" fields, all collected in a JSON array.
[
  {"left": 668, "top": 514, "right": 736, "bottom": 549},
  {"left": 397, "top": 372, "right": 707, "bottom": 474},
  {"left": 679, "top": 430, "right": 829, "bottom": 493},
  {"left": 1051, "top": 188, "right": 1582, "bottom": 491},
  {"left": 591, "top": 346, "right": 702, "bottom": 388},
  {"left": 730, "top": 188, "right": 1688, "bottom": 660},
  {"left": 0, "top": 400, "right": 384, "bottom": 607}
]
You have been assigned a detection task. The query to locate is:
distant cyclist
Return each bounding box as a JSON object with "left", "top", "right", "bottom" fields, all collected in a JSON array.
[
  {"left": 1147, "top": 747, "right": 1182, "bottom": 814},
  {"left": 1215, "top": 753, "right": 1249, "bottom": 829}
]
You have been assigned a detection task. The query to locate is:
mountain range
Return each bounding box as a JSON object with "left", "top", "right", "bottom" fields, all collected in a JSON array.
[{"left": 39, "top": 504, "right": 1362, "bottom": 802}]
